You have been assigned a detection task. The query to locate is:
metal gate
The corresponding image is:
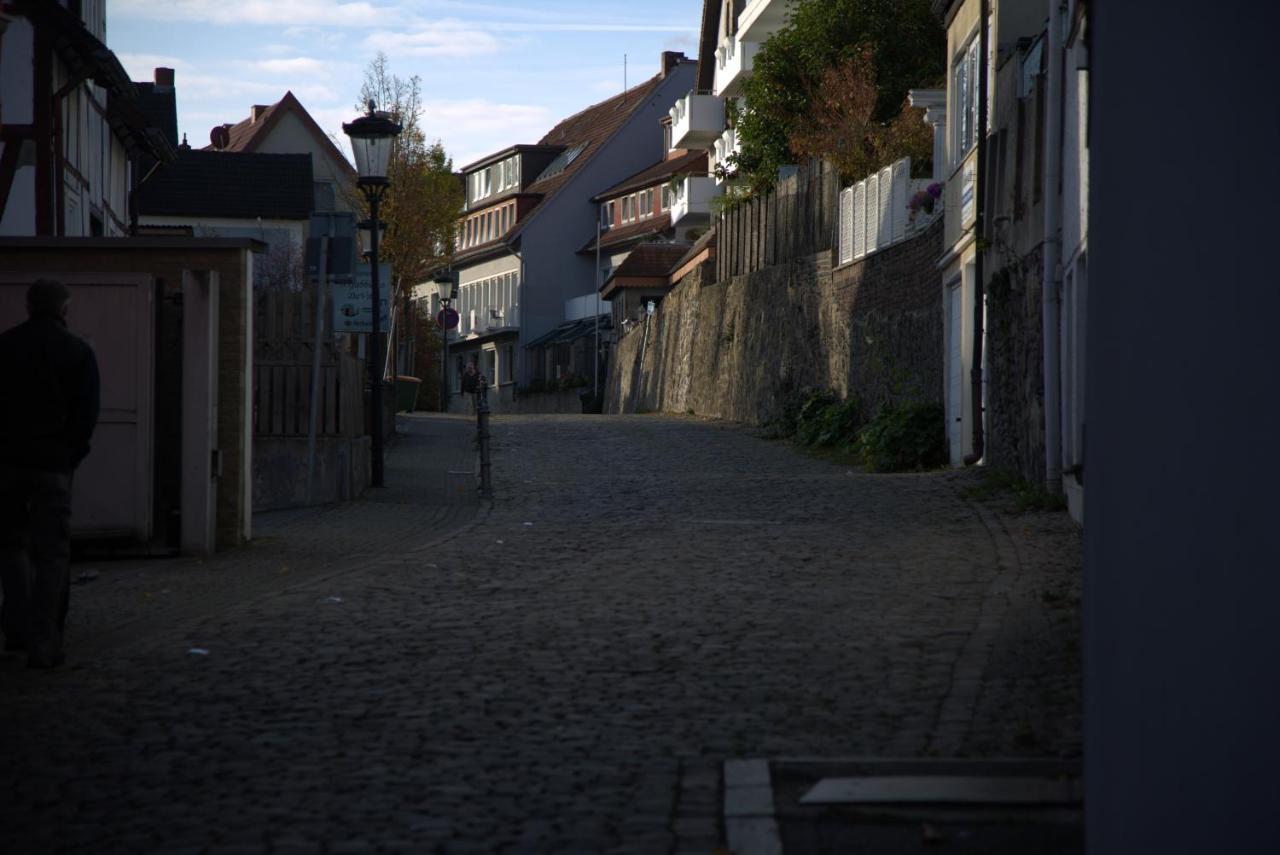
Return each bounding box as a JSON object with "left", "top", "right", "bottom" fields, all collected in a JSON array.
[{"left": 0, "top": 273, "right": 155, "bottom": 539}]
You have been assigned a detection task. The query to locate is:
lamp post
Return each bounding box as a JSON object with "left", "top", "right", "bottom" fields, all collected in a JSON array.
[
  {"left": 343, "top": 101, "right": 402, "bottom": 488},
  {"left": 434, "top": 272, "right": 459, "bottom": 411}
]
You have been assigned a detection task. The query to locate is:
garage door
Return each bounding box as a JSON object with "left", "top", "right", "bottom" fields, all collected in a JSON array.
[{"left": 0, "top": 273, "right": 155, "bottom": 539}]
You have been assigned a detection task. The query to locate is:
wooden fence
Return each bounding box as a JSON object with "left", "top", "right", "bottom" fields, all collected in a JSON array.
[
  {"left": 714, "top": 159, "right": 841, "bottom": 281},
  {"left": 253, "top": 290, "right": 365, "bottom": 437}
]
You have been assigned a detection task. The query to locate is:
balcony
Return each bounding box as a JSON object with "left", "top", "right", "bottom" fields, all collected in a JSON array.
[
  {"left": 737, "top": 0, "right": 795, "bottom": 43},
  {"left": 670, "top": 176, "right": 719, "bottom": 227},
  {"left": 461, "top": 304, "right": 519, "bottom": 337},
  {"left": 713, "top": 37, "right": 758, "bottom": 98},
  {"left": 710, "top": 126, "right": 741, "bottom": 185},
  {"left": 669, "top": 92, "right": 726, "bottom": 150}
]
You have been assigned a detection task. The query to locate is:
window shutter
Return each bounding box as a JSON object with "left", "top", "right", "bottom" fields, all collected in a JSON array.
[
  {"left": 891, "top": 158, "right": 910, "bottom": 242},
  {"left": 852, "top": 181, "right": 866, "bottom": 259},
  {"left": 865, "top": 173, "right": 880, "bottom": 251},
  {"left": 839, "top": 187, "right": 854, "bottom": 265}
]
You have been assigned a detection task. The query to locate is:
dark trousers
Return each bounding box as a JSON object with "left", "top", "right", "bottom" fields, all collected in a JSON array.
[{"left": 0, "top": 465, "right": 72, "bottom": 653}]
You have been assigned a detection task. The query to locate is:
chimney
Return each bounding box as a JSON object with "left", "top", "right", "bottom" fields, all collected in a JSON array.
[
  {"left": 154, "top": 67, "right": 175, "bottom": 90},
  {"left": 251, "top": 104, "right": 270, "bottom": 123},
  {"left": 660, "top": 51, "right": 686, "bottom": 78}
]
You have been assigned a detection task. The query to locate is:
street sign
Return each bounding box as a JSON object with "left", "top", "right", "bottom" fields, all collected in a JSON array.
[
  {"left": 331, "top": 263, "right": 391, "bottom": 334},
  {"left": 437, "top": 307, "right": 459, "bottom": 330}
]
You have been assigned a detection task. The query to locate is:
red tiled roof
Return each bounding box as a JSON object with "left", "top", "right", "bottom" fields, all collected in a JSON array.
[
  {"left": 592, "top": 150, "right": 709, "bottom": 201},
  {"left": 204, "top": 91, "right": 355, "bottom": 180},
  {"left": 579, "top": 213, "right": 673, "bottom": 254},
  {"left": 603, "top": 242, "right": 692, "bottom": 287}
]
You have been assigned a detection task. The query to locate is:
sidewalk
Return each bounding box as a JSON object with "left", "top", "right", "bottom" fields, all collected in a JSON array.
[{"left": 35, "top": 413, "right": 483, "bottom": 660}]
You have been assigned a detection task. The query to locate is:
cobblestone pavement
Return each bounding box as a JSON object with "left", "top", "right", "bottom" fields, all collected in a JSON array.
[{"left": 0, "top": 413, "right": 1081, "bottom": 854}]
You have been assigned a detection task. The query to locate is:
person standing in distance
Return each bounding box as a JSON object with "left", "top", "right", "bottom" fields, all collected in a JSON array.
[{"left": 0, "top": 280, "right": 100, "bottom": 669}]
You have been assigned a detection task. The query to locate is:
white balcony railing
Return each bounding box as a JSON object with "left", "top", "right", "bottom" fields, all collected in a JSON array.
[
  {"left": 710, "top": 126, "right": 741, "bottom": 184},
  {"left": 460, "top": 304, "right": 519, "bottom": 336},
  {"left": 836, "top": 157, "right": 940, "bottom": 266},
  {"left": 713, "top": 37, "right": 757, "bottom": 98},
  {"left": 670, "top": 175, "right": 719, "bottom": 226},
  {"left": 738, "top": 0, "right": 795, "bottom": 43},
  {"left": 669, "top": 92, "right": 726, "bottom": 150}
]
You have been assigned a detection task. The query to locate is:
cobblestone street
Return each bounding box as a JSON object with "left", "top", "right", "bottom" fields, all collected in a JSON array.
[{"left": 0, "top": 413, "right": 1082, "bottom": 854}]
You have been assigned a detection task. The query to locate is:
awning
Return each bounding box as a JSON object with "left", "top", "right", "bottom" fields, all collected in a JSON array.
[{"left": 524, "top": 315, "right": 611, "bottom": 349}]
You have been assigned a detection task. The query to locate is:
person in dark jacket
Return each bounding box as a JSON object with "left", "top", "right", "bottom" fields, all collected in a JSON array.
[{"left": 0, "top": 280, "right": 100, "bottom": 668}]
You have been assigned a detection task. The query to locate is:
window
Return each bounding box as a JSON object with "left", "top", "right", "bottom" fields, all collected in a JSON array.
[
  {"left": 952, "top": 34, "right": 981, "bottom": 165},
  {"left": 661, "top": 185, "right": 673, "bottom": 211},
  {"left": 622, "top": 195, "right": 634, "bottom": 223},
  {"left": 500, "top": 206, "right": 508, "bottom": 234},
  {"left": 482, "top": 168, "right": 492, "bottom": 197},
  {"left": 534, "top": 144, "right": 586, "bottom": 182},
  {"left": 663, "top": 124, "right": 672, "bottom": 154}
]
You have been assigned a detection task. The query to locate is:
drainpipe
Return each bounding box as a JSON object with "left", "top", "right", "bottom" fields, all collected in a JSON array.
[
  {"left": 1042, "top": 0, "right": 1065, "bottom": 493},
  {"left": 965, "top": 0, "right": 990, "bottom": 466}
]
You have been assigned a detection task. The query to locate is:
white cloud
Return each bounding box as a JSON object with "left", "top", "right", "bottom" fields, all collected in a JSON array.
[
  {"left": 419, "top": 99, "right": 554, "bottom": 166},
  {"left": 363, "top": 20, "right": 502, "bottom": 58},
  {"left": 111, "top": 0, "right": 396, "bottom": 27},
  {"left": 251, "top": 57, "right": 332, "bottom": 77}
]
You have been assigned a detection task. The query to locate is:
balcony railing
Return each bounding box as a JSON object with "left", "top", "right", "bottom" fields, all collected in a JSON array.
[
  {"left": 710, "top": 126, "right": 741, "bottom": 184},
  {"left": 669, "top": 92, "right": 726, "bottom": 150},
  {"left": 737, "top": 0, "right": 795, "bottom": 43},
  {"left": 713, "top": 37, "right": 757, "bottom": 98},
  {"left": 836, "top": 156, "right": 939, "bottom": 266},
  {"left": 670, "top": 175, "right": 719, "bottom": 226},
  {"left": 460, "top": 304, "right": 520, "bottom": 336}
]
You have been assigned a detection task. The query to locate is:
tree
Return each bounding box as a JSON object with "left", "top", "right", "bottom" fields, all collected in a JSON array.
[
  {"left": 355, "top": 53, "right": 464, "bottom": 288},
  {"left": 731, "top": 0, "right": 944, "bottom": 193},
  {"left": 352, "top": 54, "right": 464, "bottom": 396}
]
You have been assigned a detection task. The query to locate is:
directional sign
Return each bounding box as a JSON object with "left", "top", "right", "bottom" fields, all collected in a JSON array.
[
  {"left": 331, "top": 263, "right": 391, "bottom": 334},
  {"left": 437, "top": 307, "right": 459, "bottom": 330}
]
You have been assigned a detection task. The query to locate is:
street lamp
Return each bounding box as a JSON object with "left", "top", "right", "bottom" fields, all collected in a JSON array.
[
  {"left": 433, "top": 271, "right": 459, "bottom": 412},
  {"left": 343, "top": 100, "right": 402, "bottom": 488},
  {"left": 356, "top": 218, "right": 385, "bottom": 260}
]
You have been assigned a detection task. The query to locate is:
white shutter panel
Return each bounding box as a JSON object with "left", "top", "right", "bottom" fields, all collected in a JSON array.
[
  {"left": 852, "top": 182, "right": 866, "bottom": 259},
  {"left": 865, "top": 173, "right": 880, "bottom": 251},
  {"left": 839, "top": 187, "right": 854, "bottom": 265},
  {"left": 891, "top": 158, "right": 910, "bottom": 243},
  {"left": 877, "top": 166, "right": 893, "bottom": 250}
]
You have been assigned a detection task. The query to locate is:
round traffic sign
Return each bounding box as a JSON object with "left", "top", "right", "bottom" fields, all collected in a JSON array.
[{"left": 437, "top": 307, "right": 460, "bottom": 330}]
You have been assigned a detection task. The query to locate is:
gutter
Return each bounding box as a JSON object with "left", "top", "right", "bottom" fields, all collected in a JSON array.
[
  {"left": 964, "top": 0, "right": 990, "bottom": 466},
  {"left": 1042, "top": 0, "right": 1065, "bottom": 492}
]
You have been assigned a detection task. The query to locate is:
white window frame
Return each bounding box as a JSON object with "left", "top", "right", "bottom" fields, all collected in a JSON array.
[
  {"left": 952, "top": 32, "right": 980, "bottom": 168},
  {"left": 661, "top": 185, "right": 672, "bottom": 212}
]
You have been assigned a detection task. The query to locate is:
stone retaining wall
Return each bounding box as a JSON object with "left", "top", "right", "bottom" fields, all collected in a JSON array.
[{"left": 608, "top": 219, "right": 945, "bottom": 425}]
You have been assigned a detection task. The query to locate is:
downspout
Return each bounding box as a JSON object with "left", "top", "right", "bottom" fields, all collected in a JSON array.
[
  {"left": 965, "top": 0, "right": 990, "bottom": 465},
  {"left": 1042, "top": 0, "right": 1066, "bottom": 493}
]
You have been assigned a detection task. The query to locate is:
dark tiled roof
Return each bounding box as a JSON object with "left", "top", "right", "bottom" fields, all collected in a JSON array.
[
  {"left": 593, "top": 151, "right": 708, "bottom": 201},
  {"left": 604, "top": 242, "right": 692, "bottom": 287},
  {"left": 134, "top": 82, "right": 178, "bottom": 148},
  {"left": 579, "top": 213, "right": 673, "bottom": 254},
  {"left": 507, "top": 74, "right": 668, "bottom": 240},
  {"left": 137, "top": 150, "right": 314, "bottom": 219}
]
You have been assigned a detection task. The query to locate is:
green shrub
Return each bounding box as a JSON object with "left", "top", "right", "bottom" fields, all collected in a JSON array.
[
  {"left": 858, "top": 402, "right": 947, "bottom": 472},
  {"left": 793, "top": 391, "right": 836, "bottom": 445}
]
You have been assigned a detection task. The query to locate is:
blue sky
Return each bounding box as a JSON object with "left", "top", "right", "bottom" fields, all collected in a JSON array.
[{"left": 110, "top": 0, "right": 703, "bottom": 168}]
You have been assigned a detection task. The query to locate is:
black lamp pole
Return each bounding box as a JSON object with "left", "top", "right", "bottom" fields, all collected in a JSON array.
[
  {"left": 365, "top": 184, "right": 387, "bottom": 486},
  {"left": 344, "top": 101, "right": 401, "bottom": 489}
]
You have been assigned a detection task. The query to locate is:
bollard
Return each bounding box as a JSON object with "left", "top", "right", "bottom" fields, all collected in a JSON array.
[{"left": 476, "top": 376, "right": 493, "bottom": 499}]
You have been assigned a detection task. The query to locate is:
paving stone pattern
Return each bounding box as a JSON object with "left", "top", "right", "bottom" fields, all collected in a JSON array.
[{"left": 0, "top": 413, "right": 1081, "bottom": 854}]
